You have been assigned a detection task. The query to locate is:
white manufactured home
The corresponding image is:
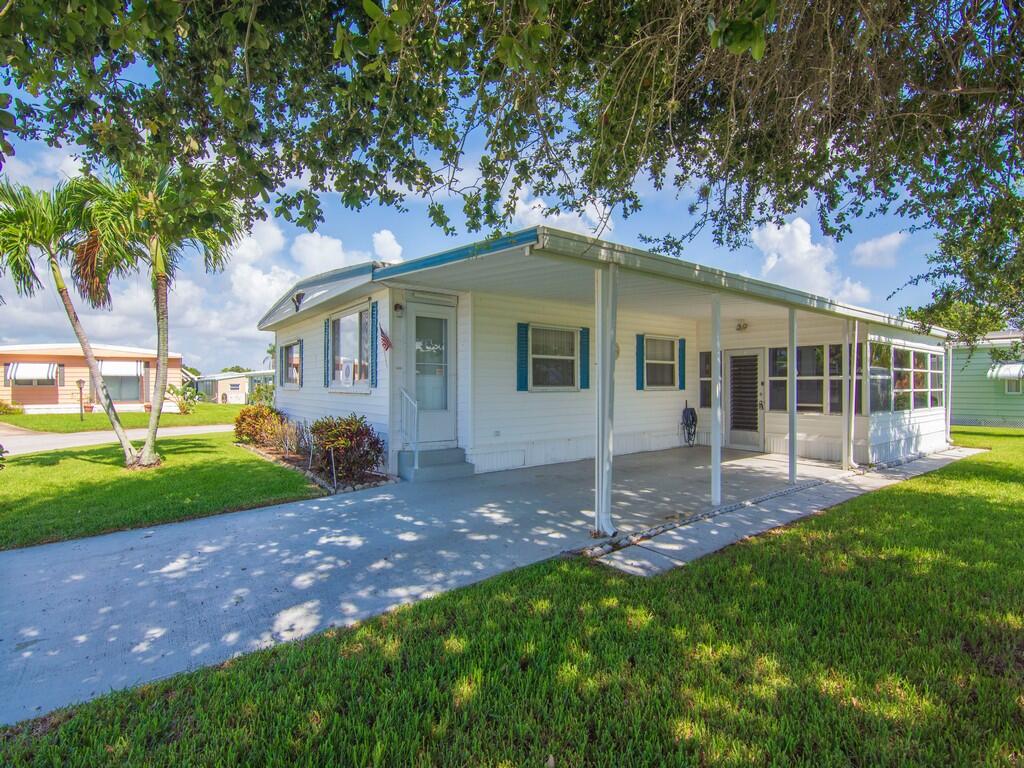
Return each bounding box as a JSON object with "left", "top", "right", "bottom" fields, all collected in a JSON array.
[{"left": 258, "top": 227, "right": 953, "bottom": 535}]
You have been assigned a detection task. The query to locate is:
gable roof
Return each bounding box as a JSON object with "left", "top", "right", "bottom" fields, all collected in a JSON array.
[{"left": 258, "top": 226, "right": 951, "bottom": 338}]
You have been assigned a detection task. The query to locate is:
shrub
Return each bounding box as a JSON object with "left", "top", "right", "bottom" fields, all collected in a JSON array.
[
  {"left": 166, "top": 383, "right": 200, "bottom": 415},
  {"left": 234, "top": 404, "right": 284, "bottom": 446},
  {"left": 0, "top": 443, "right": 5, "bottom": 470},
  {"left": 248, "top": 382, "right": 275, "bottom": 407},
  {"left": 310, "top": 414, "right": 385, "bottom": 485},
  {"left": 0, "top": 399, "right": 23, "bottom": 415}
]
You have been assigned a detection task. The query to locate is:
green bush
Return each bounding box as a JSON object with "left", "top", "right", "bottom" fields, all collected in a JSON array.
[
  {"left": 248, "top": 382, "right": 275, "bottom": 407},
  {"left": 0, "top": 399, "right": 23, "bottom": 415},
  {"left": 0, "top": 443, "right": 6, "bottom": 470},
  {"left": 166, "top": 383, "right": 200, "bottom": 415},
  {"left": 234, "top": 404, "right": 284, "bottom": 446},
  {"left": 310, "top": 414, "right": 385, "bottom": 485}
]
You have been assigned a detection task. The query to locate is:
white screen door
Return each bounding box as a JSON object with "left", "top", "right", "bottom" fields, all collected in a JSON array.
[
  {"left": 725, "top": 349, "right": 764, "bottom": 451},
  {"left": 408, "top": 303, "right": 457, "bottom": 443}
]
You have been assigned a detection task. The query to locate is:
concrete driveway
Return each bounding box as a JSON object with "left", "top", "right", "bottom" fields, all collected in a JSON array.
[
  {"left": 1, "top": 423, "right": 234, "bottom": 455},
  {"left": 0, "top": 447, "right": 853, "bottom": 724}
]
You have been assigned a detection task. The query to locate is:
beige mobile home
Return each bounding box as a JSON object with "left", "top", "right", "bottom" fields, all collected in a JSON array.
[
  {"left": 0, "top": 343, "right": 184, "bottom": 414},
  {"left": 259, "top": 227, "right": 952, "bottom": 535}
]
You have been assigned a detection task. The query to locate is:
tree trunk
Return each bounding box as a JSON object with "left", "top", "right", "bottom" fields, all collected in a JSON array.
[
  {"left": 137, "top": 266, "right": 169, "bottom": 467},
  {"left": 48, "top": 255, "right": 138, "bottom": 465}
]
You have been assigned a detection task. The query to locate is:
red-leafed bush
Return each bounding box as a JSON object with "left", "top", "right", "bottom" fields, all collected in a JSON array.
[
  {"left": 310, "top": 414, "right": 385, "bottom": 484},
  {"left": 234, "top": 404, "right": 284, "bottom": 446}
]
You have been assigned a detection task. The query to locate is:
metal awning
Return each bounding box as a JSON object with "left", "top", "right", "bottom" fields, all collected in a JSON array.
[
  {"left": 99, "top": 360, "right": 144, "bottom": 376},
  {"left": 987, "top": 362, "right": 1024, "bottom": 380},
  {"left": 7, "top": 362, "right": 57, "bottom": 381}
]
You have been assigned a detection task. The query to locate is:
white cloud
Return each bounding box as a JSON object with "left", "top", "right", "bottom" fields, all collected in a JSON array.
[
  {"left": 753, "top": 217, "right": 871, "bottom": 304},
  {"left": 231, "top": 219, "right": 287, "bottom": 265},
  {"left": 851, "top": 231, "right": 907, "bottom": 268},
  {"left": 4, "top": 146, "right": 83, "bottom": 189},
  {"left": 372, "top": 229, "right": 403, "bottom": 262},
  {"left": 511, "top": 194, "right": 614, "bottom": 235},
  {"left": 290, "top": 232, "right": 370, "bottom": 274}
]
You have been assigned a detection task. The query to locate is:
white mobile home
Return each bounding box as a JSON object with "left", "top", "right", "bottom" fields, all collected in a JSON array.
[{"left": 258, "top": 227, "right": 952, "bottom": 535}]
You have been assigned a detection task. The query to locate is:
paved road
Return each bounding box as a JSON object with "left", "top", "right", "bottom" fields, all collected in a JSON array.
[{"left": 1, "top": 423, "right": 235, "bottom": 455}]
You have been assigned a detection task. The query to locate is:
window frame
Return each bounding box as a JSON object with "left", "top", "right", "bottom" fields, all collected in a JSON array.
[
  {"left": 643, "top": 335, "right": 678, "bottom": 390},
  {"left": 528, "top": 324, "right": 580, "bottom": 392},
  {"left": 698, "top": 350, "right": 713, "bottom": 408},
  {"left": 1005, "top": 379, "right": 1022, "bottom": 395},
  {"left": 280, "top": 339, "right": 302, "bottom": 389},
  {"left": 328, "top": 302, "right": 372, "bottom": 393},
  {"left": 767, "top": 344, "right": 828, "bottom": 414}
]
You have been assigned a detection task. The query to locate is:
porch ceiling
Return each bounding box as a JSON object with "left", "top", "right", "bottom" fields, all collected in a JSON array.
[{"left": 379, "top": 246, "right": 792, "bottom": 324}]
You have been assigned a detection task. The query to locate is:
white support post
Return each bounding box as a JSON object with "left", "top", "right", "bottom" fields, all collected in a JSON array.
[
  {"left": 788, "top": 308, "right": 798, "bottom": 484},
  {"left": 710, "top": 294, "right": 722, "bottom": 506},
  {"left": 945, "top": 344, "right": 953, "bottom": 444},
  {"left": 594, "top": 263, "right": 618, "bottom": 536},
  {"left": 848, "top": 320, "right": 859, "bottom": 468},
  {"left": 841, "top": 320, "right": 851, "bottom": 471}
]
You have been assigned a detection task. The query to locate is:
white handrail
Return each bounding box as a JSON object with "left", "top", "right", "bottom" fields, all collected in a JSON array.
[{"left": 400, "top": 387, "right": 419, "bottom": 470}]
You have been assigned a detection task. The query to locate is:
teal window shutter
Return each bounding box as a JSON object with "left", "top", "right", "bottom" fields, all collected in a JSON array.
[
  {"left": 635, "top": 334, "right": 645, "bottom": 390},
  {"left": 678, "top": 338, "right": 686, "bottom": 389},
  {"left": 516, "top": 323, "right": 529, "bottom": 391},
  {"left": 279, "top": 345, "right": 285, "bottom": 385},
  {"left": 370, "top": 301, "right": 379, "bottom": 388},
  {"left": 579, "top": 327, "right": 590, "bottom": 389},
  {"left": 298, "top": 339, "right": 304, "bottom": 387},
  {"left": 323, "top": 319, "right": 330, "bottom": 387}
]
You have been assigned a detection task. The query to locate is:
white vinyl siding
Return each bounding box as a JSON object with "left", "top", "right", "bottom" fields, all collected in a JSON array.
[
  {"left": 466, "top": 292, "right": 698, "bottom": 472},
  {"left": 273, "top": 288, "right": 390, "bottom": 442}
]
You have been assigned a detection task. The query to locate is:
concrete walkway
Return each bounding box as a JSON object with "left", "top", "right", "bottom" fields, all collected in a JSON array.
[
  {"left": 0, "top": 446, "right": 979, "bottom": 724},
  {"left": 598, "top": 447, "right": 985, "bottom": 576},
  {"left": 1, "top": 423, "right": 234, "bottom": 455}
]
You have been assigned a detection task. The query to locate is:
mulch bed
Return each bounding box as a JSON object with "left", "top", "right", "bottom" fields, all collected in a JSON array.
[{"left": 236, "top": 443, "right": 396, "bottom": 495}]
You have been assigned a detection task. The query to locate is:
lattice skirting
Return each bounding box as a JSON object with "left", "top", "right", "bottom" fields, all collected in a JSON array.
[{"left": 953, "top": 417, "right": 1024, "bottom": 429}]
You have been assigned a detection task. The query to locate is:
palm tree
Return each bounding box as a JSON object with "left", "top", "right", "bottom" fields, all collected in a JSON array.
[
  {"left": 82, "top": 164, "right": 243, "bottom": 466},
  {"left": 264, "top": 342, "right": 276, "bottom": 369},
  {"left": 0, "top": 178, "right": 140, "bottom": 464}
]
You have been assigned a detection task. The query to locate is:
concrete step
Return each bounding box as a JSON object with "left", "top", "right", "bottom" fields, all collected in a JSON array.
[{"left": 397, "top": 448, "right": 474, "bottom": 481}]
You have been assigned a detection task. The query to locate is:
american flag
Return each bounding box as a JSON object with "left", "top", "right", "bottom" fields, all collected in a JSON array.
[{"left": 380, "top": 326, "right": 392, "bottom": 352}]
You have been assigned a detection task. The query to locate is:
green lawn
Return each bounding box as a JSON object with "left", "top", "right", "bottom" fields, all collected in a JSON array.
[
  {"left": 2, "top": 428, "right": 1022, "bottom": 766},
  {"left": 0, "top": 432, "right": 322, "bottom": 550},
  {"left": 0, "top": 403, "right": 243, "bottom": 433}
]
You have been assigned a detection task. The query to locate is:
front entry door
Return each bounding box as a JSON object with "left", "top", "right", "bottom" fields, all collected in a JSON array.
[
  {"left": 408, "top": 303, "right": 457, "bottom": 444},
  {"left": 725, "top": 349, "right": 764, "bottom": 451}
]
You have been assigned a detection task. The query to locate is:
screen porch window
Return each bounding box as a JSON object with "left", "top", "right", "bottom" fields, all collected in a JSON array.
[
  {"left": 331, "top": 308, "right": 371, "bottom": 388},
  {"left": 644, "top": 336, "right": 677, "bottom": 388},
  {"left": 889, "top": 347, "right": 946, "bottom": 411},
  {"left": 827, "top": 343, "right": 864, "bottom": 415},
  {"left": 282, "top": 342, "right": 301, "bottom": 386},
  {"left": 767, "top": 345, "right": 825, "bottom": 413},
  {"left": 869, "top": 342, "right": 893, "bottom": 413},
  {"left": 699, "top": 351, "right": 712, "bottom": 407},
  {"left": 529, "top": 326, "right": 577, "bottom": 389}
]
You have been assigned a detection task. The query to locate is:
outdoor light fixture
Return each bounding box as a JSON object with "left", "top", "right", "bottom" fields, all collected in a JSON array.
[{"left": 393, "top": 303, "right": 404, "bottom": 317}]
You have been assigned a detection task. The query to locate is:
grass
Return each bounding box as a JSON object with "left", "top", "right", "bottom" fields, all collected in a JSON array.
[
  {"left": 2, "top": 427, "right": 1022, "bottom": 766},
  {"left": 0, "top": 403, "right": 243, "bottom": 433},
  {"left": 0, "top": 432, "right": 323, "bottom": 550}
]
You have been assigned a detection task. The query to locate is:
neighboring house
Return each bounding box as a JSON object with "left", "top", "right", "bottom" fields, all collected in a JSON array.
[
  {"left": 951, "top": 330, "right": 1024, "bottom": 428},
  {"left": 0, "top": 343, "right": 183, "bottom": 414},
  {"left": 258, "top": 226, "right": 953, "bottom": 526},
  {"left": 195, "top": 370, "right": 274, "bottom": 404}
]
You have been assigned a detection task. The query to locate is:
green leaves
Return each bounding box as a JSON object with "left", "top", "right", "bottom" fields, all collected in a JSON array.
[{"left": 707, "top": 0, "right": 776, "bottom": 60}]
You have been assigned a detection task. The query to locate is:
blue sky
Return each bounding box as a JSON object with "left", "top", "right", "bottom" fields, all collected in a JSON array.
[{"left": 0, "top": 136, "right": 938, "bottom": 372}]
